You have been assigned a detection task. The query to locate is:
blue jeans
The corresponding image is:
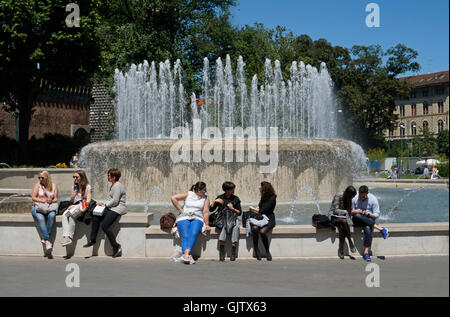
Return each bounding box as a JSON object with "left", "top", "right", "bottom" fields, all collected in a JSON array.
[
  {"left": 31, "top": 207, "right": 56, "bottom": 241},
  {"left": 177, "top": 219, "right": 203, "bottom": 253},
  {"left": 352, "top": 213, "right": 375, "bottom": 248}
]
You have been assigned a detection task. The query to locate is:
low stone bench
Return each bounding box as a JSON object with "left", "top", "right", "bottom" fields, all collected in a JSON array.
[
  {"left": 0, "top": 213, "right": 153, "bottom": 258},
  {"left": 0, "top": 213, "right": 448, "bottom": 259},
  {"left": 145, "top": 222, "right": 449, "bottom": 259}
]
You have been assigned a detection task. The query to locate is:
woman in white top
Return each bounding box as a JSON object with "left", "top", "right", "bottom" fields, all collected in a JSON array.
[
  {"left": 31, "top": 171, "right": 58, "bottom": 251},
  {"left": 61, "top": 170, "right": 92, "bottom": 246},
  {"left": 171, "top": 181, "right": 210, "bottom": 264}
]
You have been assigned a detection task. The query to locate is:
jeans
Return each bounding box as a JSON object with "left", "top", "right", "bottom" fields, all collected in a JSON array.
[
  {"left": 31, "top": 207, "right": 56, "bottom": 241},
  {"left": 352, "top": 213, "right": 375, "bottom": 247},
  {"left": 177, "top": 219, "right": 203, "bottom": 253},
  {"left": 90, "top": 208, "right": 121, "bottom": 250},
  {"left": 218, "top": 219, "right": 240, "bottom": 243}
]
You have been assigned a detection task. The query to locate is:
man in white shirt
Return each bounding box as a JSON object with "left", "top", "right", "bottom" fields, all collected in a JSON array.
[
  {"left": 423, "top": 166, "right": 430, "bottom": 179},
  {"left": 351, "top": 185, "right": 389, "bottom": 262}
]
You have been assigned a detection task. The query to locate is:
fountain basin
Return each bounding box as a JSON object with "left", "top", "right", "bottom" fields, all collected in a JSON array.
[{"left": 78, "top": 138, "right": 365, "bottom": 203}]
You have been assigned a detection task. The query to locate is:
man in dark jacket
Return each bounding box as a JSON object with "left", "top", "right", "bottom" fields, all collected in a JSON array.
[{"left": 210, "top": 181, "right": 242, "bottom": 261}]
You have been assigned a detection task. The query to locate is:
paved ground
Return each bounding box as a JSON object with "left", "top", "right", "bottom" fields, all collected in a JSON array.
[{"left": 0, "top": 255, "right": 447, "bottom": 297}]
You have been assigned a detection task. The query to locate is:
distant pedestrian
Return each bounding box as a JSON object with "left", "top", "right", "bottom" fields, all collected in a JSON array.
[{"left": 423, "top": 166, "right": 430, "bottom": 179}]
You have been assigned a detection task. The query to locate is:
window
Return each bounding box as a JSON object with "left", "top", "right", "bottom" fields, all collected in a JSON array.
[
  {"left": 423, "top": 103, "right": 429, "bottom": 115},
  {"left": 400, "top": 123, "right": 405, "bottom": 137},
  {"left": 422, "top": 90, "right": 428, "bottom": 97},
  {"left": 438, "top": 120, "right": 444, "bottom": 133},
  {"left": 423, "top": 121, "right": 429, "bottom": 131},
  {"left": 399, "top": 105, "right": 405, "bottom": 116},
  {"left": 411, "top": 122, "right": 417, "bottom": 136},
  {"left": 435, "top": 87, "right": 445, "bottom": 95},
  {"left": 410, "top": 91, "right": 416, "bottom": 99},
  {"left": 438, "top": 101, "right": 444, "bottom": 114},
  {"left": 411, "top": 104, "right": 417, "bottom": 116},
  {"left": 389, "top": 128, "right": 394, "bottom": 137}
]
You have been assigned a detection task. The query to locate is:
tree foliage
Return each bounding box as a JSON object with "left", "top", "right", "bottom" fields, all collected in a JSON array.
[{"left": 0, "top": 0, "right": 103, "bottom": 162}]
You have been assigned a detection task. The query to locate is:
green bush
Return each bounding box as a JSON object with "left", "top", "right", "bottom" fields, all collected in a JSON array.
[
  {"left": 0, "top": 135, "right": 19, "bottom": 165},
  {"left": 436, "top": 163, "right": 449, "bottom": 178}
]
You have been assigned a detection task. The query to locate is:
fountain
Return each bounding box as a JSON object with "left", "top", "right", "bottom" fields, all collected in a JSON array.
[{"left": 79, "top": 55, "right": 366, "bottom": 206}]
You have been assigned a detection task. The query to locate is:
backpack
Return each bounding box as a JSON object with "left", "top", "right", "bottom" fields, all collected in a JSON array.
[
  {"left": 160, "top": 212, "right": 177, "bottom": 230},
  {"left": 311, "top": 214, "right": 331, "bottom": 229}
]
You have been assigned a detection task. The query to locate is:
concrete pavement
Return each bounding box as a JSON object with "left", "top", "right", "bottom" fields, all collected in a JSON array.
[{"left": 0, "top": 255, "right": 448, "bottom": 297}]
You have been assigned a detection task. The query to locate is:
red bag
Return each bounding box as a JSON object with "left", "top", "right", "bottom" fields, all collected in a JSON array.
[{"left": 160, "top": 212, "right": 177, "bottom": 230}]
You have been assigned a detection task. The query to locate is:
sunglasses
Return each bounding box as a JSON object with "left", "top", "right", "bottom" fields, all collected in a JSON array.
[
  {"left": 38, "top": 177, "right": 45, "bottom": 180},
  {"left": 73, "top": 176, "right": 79, "bottom": 179}
]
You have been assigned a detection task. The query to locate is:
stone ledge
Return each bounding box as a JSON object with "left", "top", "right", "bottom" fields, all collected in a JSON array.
[
  {"left": 0, "top": 212, "right": 153, "bottom": 227},
  {"left": 146, "top": 222, "right": 449, "bottom": 235}
]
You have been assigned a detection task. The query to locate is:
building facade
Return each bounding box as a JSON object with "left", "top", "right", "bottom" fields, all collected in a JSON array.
[
  {"left": 0, "top": 81, "right": 92, "bottom": 140},
  {"left": 385, "top": 70, "right": 449, "bottom": 141}
]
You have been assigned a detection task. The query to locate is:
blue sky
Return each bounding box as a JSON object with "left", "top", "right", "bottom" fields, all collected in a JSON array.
[{"left": 230, "top": 0, "right": 449, "bottom": 77}]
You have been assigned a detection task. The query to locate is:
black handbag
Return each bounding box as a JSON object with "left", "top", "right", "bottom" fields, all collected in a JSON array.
[
  {"left": 57, "top": 201, "right": 71, "bottom": 215},
  {"left": 312, "top": 214, "right": 331, "bottom": 229},
  {"left": 209, "top": 209, "right": 225, "bottom": 229}
]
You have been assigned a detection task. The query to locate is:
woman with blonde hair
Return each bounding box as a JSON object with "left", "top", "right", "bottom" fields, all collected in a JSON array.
[
  {"left": 61, "top": 170, "right": 92, "bottom": 246},
  {"left": 31, "top": 171, "right": 58, "bottom": 251}
]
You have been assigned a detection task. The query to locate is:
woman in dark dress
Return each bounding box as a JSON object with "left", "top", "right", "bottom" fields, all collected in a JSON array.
[{"left": 248, "top": 181, "right": 276, "bottom": 261}]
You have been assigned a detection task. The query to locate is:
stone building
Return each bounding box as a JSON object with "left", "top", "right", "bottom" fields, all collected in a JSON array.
[
  {"left": 385, "top": 70, "right": 449, "bottom": 141},
  {"left": 0, "top": 80, "right": 92, "bottom": 140}
]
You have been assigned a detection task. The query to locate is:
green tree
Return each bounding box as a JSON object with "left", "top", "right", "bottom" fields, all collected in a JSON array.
[
  {"left": 436, "top": 129, "right": 449, "bottom": 158},
  {"left": 414, "top": 127, "right": 438, "bottom": 157},
  {"left": 367, "top": 147, "right": 387, "bottom": 168},
  {"left": 0, "top": 0, "right": 103, "bottom": 162},
  {"left": 95, "top": 0, "right": 237, "bottom": 92},
  {"left": 337, "top": 44, "right": 418, "bottom": 149}
]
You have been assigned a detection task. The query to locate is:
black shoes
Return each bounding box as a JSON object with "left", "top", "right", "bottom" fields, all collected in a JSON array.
[
  {"left": 266, "top": 251, "right": 272, "bottom": 261},
  {"left": 338, "top": 248, "right": 344, "bottom": 259},
  {"left": 349, "top": 242, "right": 356, "bottom": 253},
  {"left": 230, "top": 246, "right": 237, "bottom": 261},
  {"left": 112, "top": 244, "right": 122, "bottom": 258},
  {"left": 254, "top": 248, "right": 262, "bottom": 261},
  {"left": 83, "top": 240, "right": 96, "bottom": 248},
  {"left": 219, "top": 245, "right": 225, "bottom": 261}
]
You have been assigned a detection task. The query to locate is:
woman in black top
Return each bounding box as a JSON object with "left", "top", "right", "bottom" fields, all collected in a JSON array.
[
  {"left": 248, "top": 181, "right": 276, "bottom": 261},
  {"left": 328, "top": 185, "right": 357, "bottom": 259},
  {"left": 210, "top": 182, "right": 242, "bottom": 261}
]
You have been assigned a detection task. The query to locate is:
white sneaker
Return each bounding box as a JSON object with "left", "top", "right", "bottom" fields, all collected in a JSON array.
[
  {"left": 45, "top": 241, "right": 52, "bottom": 251},
  {"left": 182, "top": 254, "right": 190, "bottom": 265},
  {"left": 188, "top": 255, "right": 196, "bottom": 265}
]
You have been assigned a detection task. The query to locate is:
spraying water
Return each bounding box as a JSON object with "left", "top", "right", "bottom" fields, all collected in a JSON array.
[{"left": 113, "top": 55, "right": 337, "bottom": 140}]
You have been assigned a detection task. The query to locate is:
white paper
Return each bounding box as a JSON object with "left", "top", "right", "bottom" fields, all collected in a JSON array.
[{"left": 93, "top": 205, "right": 105, "bottom": 216}]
